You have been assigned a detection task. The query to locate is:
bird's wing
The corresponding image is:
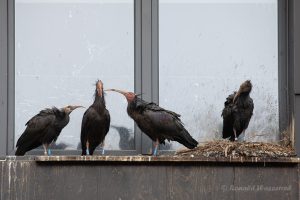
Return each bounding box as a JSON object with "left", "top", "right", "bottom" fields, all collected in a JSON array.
[
  {"left": 104, "top": 109, "right": 110, "bottom": 134},
  {"left": 80, "top": 107, "right": 99, "bottom": 139},
  {"left": 144, "top": 109, "right": 182, "bottom": 132},
  {"left": 16, "top": 109, "right": 56, "bottom": 147},
  {"left": 225, "top": 92, "right": 235, "bottom": 106},
  {"left": 133, "top": 100, "right": 184, "bottom": 134},
  {"left": 142, "top": 107, "right": 198, "bottom": 148},
  {"left": 248, "top": 97, "right": 254, "bottom": 113},
  {"left": 81, "top": 108, "right": 110, "bottom": 133},
  {"left": 81, "top": 108, "right": 93, "bottom": 132},
  {"left": 221, "top": 92, "right": 236, "bottom": 117},
  {"left": 143, "top": 102, "right": 181, "bottom": 119},
  {"left": 142, "top": 103, "right": 184, "bottom": 133},
  {"left": 221, "top": 92, "right": 238, "bottom": 139},
  {"left": 25, "top": 109, "right": 56, "bottom": 131}
]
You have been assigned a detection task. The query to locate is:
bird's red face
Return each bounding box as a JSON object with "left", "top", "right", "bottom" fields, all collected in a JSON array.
[
  {"left": 105, "top": 89, "right": 136, "bottom": 102},
  {"left": 96, "top": 80, "right": 103, "bottom": 97},
  {"left": 124, "top": 92, "right": 136, "bottom": 102}
]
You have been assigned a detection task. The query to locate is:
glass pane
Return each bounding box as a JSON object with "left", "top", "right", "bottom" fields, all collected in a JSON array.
[
  {"left": 159, "top": 0, "right": 278, "bottom": 149},
  {"left": 15, "top": 0, "right": 134, "bottom": 151}
]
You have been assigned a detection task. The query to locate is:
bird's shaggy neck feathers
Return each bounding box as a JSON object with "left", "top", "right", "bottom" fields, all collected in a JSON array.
[{"left": 92, "top": 90, "right": 106, "bottom": 112}]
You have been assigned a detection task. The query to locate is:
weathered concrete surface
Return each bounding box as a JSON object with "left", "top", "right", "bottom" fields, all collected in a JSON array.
[
  {"left": 0, "top": 156, "right": 299, "bottom": 200},
  {"left": 33, "top": 155, "right": 300, "bottom": 163}
]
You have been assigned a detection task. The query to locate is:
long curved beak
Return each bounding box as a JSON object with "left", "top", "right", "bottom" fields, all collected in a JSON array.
[
  {"left": 70, "top": 105, "right": 85, "bottom": 111},
  {"left": 105, "top": 88, "right": 127, "bottom": 96},
  {"left": 96, "top": 80, "right": 104, "bottom": 97}
]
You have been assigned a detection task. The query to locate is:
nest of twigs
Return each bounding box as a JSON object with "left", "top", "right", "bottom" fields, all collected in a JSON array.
[{"left": 176, "top": 140, "right": 296, "bottom": 158}]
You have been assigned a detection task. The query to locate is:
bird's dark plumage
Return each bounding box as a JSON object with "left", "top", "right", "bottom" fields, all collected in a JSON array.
[
  {"left": 106, "top": 89, "right": 198, "bottom": 154},
  {"left": 15, "top": 105, "right": 81, "bottom": 156},
  {"left": 129, "top": 100, "right": 198, "bottom": 148},
  {"left": 222, "top": 80, "right": 254, "bottom": 141},
  {"left": 81, "top": 80, "right": 110, "bottom": 155}
]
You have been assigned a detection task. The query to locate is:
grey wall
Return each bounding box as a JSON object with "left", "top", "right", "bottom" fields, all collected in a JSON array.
[{"left": 0, "top": 158, "right": 299, "bottom": 200}]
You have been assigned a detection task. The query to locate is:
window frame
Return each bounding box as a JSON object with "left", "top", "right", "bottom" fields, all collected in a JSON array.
[{"left": 0, "top": 0, "right": 298, "bottom": 156}]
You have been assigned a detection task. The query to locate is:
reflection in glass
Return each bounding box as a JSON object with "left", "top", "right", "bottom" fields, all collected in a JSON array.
[
  {"left": 159, "top": 0, "right": 278, "bottom": 149},
  {"left": 15, "top": 0, "right": 134, "bottom": 150}
]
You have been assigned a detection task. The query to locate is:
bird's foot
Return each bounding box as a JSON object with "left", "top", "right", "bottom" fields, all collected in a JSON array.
[
  {"left": 43, "top": 144, "right": 48, "bottom": 155},
  {"left": 100, "top": 142, "right": 105, "bottom": 155},
  {"left": 153, "top": 139, "right": 159, "bottom": 156},
  {"left": 86, "top": 149, "right": 90, "bottom": 155},
  {"left": 47, "top": 149, "right": 52, "bottom": 156}
]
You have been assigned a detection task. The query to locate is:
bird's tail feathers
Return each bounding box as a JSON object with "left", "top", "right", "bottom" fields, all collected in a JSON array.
[
  {"left": 15, "top": 147, "right": 26, "bottom": 156},
  {"left": 177, "top": 129, "right": 198, "bottom": 149}
]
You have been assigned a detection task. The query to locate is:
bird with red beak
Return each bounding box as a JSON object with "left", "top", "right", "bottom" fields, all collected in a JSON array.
[
  {"left": 81, "top": 80, "right": 111, "bottom": 156},
  {"left": 105, "top": 88, "right": 198, "bottom": 156}
]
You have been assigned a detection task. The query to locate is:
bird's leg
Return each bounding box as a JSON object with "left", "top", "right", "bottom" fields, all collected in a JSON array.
[
  {"left": 86, "top": 141, "right": 90, "bottom": 155},
  {"left": 47, "top": 142, "right": 52, "bottom": 156},
  {"left": 100, "top": 141, "right": 105, "bottom": 155},
  {"left": 153, "top": 139, "right": 159, "bottom": 156},
  {"left": 43, "top": 144, "right": 48, "bottom": 156},
  {"left": 233, "top": 128, "right": 238, "bottom": 141}
]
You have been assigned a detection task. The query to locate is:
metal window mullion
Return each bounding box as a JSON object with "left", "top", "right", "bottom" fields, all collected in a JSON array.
[
  {"left": 140, "top": 0, "right": 159, "bottom": 154},
  {"left": 152, "top": 0, "right": 165, "bottom": 153},
  {"left": 293, "top": 0, "right": 300, "bottom": 94},
  {"left": 141, "top": 0, "right": 153, "bottom": 154},
  {"left": 278, "top": 0, "right": 289, "bottom": 134},
  {"left": 152, "top": 0, "right": 159, "bottom": 105},
  {"left": 0, "top": 0, "right": 8, "bottom": 156},
  {"left": 292, "top": 0, "right": 300, "bottom": 158},
  {"left": 134, "top": 0, "right": 143, "bottom": 154},
  {"left": 7, "top": 0, "right": 15, "bottom": 155},
  {"left": 290, "top": 0, "right": 300, "bottom": 154}
]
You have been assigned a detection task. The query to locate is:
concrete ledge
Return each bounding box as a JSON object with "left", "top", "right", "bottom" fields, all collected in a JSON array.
[
  {"left": 1, "top": 156, "right": 299, "bottom": 199},
  {"left": 2, "top": 155, "right": 300, "bottom": 164}
]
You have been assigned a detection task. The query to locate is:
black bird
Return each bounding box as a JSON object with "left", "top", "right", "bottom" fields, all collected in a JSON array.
[
  {"left": 222, "top": 80, "right": 254, "bottom": 141},
  {"left": 81, "top": 80, "right": 110, "bottom": 155},
  {"left": 15, "top": 105, "right": 83, "bottom": 156},
  {"left": 106, "top": 89, "right": 198, "bottom": 156}
]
